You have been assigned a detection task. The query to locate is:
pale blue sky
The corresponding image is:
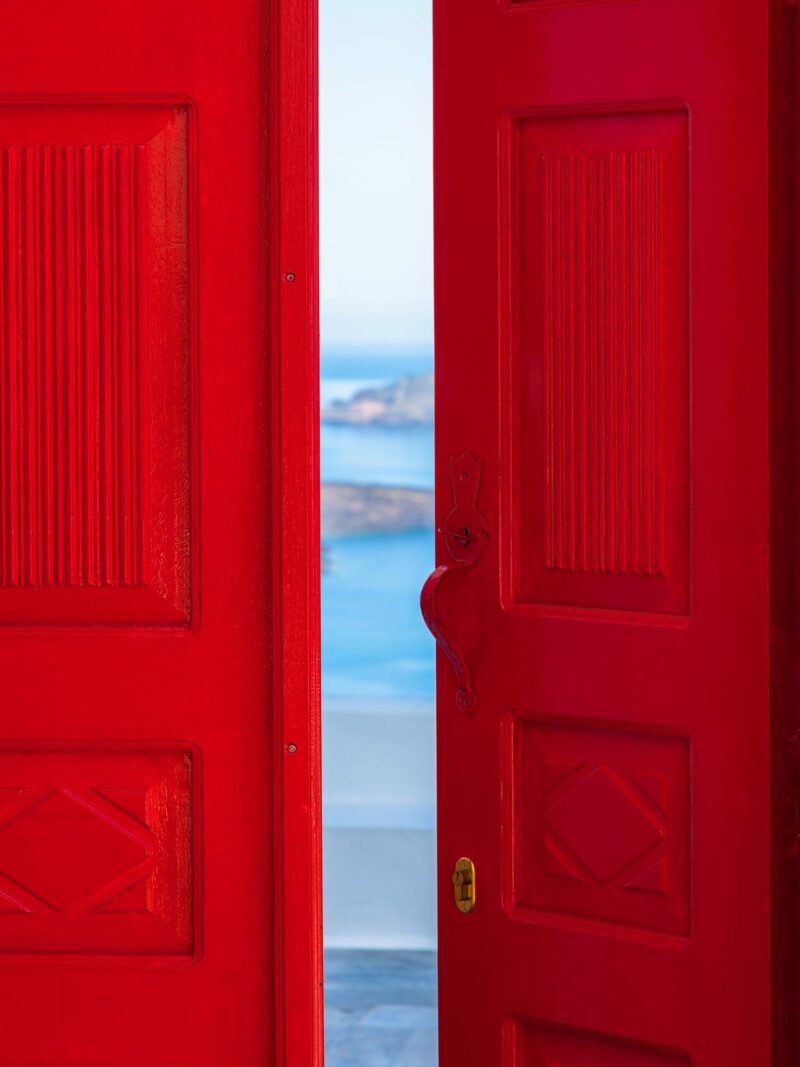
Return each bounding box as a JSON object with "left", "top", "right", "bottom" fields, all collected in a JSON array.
[{"left": 319, "top": 0, "right": 433, "bottom": 352}]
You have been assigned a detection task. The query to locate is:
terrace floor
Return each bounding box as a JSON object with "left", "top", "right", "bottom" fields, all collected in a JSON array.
[{"left": 324, "top": 950, "right": 438, "bottom": 1067}]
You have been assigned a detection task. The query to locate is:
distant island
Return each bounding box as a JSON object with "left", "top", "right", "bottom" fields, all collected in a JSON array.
[
  {"left": 321, "top": 370, "right": 434, "bottom": 540},
  {"left": 321, "top": 371, "right": 433, "bottom": 427},
  {"left": 322, "top": 483, "right": 433, "bottom": 537}
]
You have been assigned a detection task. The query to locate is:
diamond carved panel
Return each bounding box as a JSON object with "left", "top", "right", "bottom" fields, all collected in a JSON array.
[
  {"left": 0, "top": 747, "right": 196, "bottom": 956},
  {"left": 512, "top": 716, "right": 689, "bottom": 937},
  {"left": 546, "top": 766, "right": 664, "bottom": 885},
  {"left": 517, "top": 1019, "right": 690, "bottom": 1067},
  {"left": 0, "top": 788, "right": 147, "bottom": 911}
]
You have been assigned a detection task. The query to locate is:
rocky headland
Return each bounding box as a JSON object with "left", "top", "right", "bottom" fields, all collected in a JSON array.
[
  {"left": 321, "top": 372, "right": 433, "bottom": 427},
  {"left": 321, "top": 370, "right": 434, "bottom": 540},
  {"left": 322, "top": 483, "right": 433, "bottom": 537}
]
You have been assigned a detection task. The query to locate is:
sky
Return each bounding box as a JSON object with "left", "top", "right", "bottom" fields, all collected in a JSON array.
[{"left": 319, "top": 0, "right": 433, "bottom": 352}]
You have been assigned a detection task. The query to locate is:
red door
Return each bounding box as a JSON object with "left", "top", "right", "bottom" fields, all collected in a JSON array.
[
  {"left": 431, "top": 0, "right": 796, "bottom": 1064},
  {"left": 0, "top": 2, "right": 321, "bottom": 1064}
]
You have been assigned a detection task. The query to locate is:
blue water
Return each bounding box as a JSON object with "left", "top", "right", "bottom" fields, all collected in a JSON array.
[
  {"left": 322, "top": 530, "right": 435, "bottom": 701},
  {"left": 322, "top": 425, "right": 433, "bottom": 490},
  {"left": 321, "top": 351, "right": 435, "bottom": 702}
]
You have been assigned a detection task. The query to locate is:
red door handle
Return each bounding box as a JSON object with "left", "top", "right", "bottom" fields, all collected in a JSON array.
[
  {"left": 420, "top": 564, "right": 476, "bottom": 713},
  {"left": 420, "top": 453, "right": 488, "bottom": 713}
]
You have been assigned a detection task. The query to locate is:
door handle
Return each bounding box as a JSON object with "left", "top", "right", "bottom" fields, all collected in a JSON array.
[
  {"left": 420, "top": 563, "right": 476, "bottom": 712},
  {"left": 420, "top": 453, "right": 488, "bottom": 713}
]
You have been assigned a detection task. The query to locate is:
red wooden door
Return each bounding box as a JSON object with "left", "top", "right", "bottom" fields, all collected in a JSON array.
[
  {"left": 0, "top": 2, "right": 321, "bottom": 1065},
  {"left": 431, "top": 1, "right": 796, "bottom": 1064}
]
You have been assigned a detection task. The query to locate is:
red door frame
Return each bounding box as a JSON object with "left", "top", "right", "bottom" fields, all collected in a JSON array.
[{"left": 270, "top": 1, "right": 323, "bottom": 1064}]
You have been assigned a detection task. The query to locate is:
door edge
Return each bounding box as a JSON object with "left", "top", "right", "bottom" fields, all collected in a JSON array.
[{"left": 270, "top": 0, "right": 323, "bottom": 1063}]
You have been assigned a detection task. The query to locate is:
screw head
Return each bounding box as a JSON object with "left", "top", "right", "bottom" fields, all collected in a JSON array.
[
  {"left": 457, "top": 690, "right": 476, "bottom": 712},
  {"left": 287, "top": 743, "right": 298, "bottom": 753},
  {"left": 284, "top": 272, "right": 297, "bottom": 283}
]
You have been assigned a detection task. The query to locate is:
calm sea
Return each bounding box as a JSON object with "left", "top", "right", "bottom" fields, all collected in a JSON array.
[{"left": 321, "top": 350, "right": 435, "bottom": 702}]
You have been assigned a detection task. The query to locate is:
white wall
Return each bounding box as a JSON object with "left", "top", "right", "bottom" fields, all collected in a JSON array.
[{"left": 322, "top": 703, "right": 436, "bottom": 949}]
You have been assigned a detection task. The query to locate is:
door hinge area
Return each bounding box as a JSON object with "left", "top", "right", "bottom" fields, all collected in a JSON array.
[{"left": 787, "top": 734, "right": 800, "bottom": 857}]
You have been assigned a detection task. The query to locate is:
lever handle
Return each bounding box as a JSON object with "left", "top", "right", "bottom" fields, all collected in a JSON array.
[
  {"left": 420, "top": 452, "right": 488, "bottom": 713},
  {"left": 420, "top": 563, "right": 476, "bottom": 713}
]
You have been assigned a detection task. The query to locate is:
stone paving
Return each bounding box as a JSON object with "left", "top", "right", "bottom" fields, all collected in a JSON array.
[{"left": 325, "top": 950, "right": 438, "bottom": 1067}]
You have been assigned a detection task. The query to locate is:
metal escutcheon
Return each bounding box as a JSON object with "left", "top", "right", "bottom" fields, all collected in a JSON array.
[{"left": 452, "top": 856, "right": 476, "bottom": 914}]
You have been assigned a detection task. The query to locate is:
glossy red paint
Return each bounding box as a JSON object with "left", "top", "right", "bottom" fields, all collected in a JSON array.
[
  {"left": 433, "top": 1, "right": 796, "bottom": 1065},
  {"left": 0, "top": 1, "right": 320, "bottom": 1065},
  {"left": 421, "top": 453, "right": 490, "bottom": 712}
]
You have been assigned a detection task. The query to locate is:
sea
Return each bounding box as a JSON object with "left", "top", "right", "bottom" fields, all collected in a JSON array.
[{"left": 321, "top": 348, "right": 435, "bottom": 703}]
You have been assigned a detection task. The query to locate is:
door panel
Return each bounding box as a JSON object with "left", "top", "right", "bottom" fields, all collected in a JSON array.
[
  {"left": 433, "top": 0, "right": 795, "bottom": 1064},
  {"left": 514, "top": 1019, "right": 691, "bottom": 1067},
  {"left": 0, "top": 2, "right": 320, "bottom": 1064},
  {"left": 511, "top": 106, "right": 689, "bottom": 616},
  {"left": 0, "top": 103, "right": 190, "bottom": 625},
  {"left": 509, "top": 715, "right": 690, "bottom": 939},
  {"left": 0, "top": 745, "right": 195, "bottom": 956}
]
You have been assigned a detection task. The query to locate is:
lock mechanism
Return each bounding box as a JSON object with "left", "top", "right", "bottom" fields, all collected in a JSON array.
[{"left": 452, "top": 856, "right": 476, "bottom": 914}]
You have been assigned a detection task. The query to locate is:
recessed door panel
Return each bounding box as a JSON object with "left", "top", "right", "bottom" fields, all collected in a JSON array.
[
  {"left": 508, "top": 108, "right": 689, "bottom": 616},
  {"left": 0, "top": 104, "right": 191, "bottom": 625},
  {"left": 508, "top": 713, "right": 690, "bottom": 939},
  {"left": 0, "top": 746, "right": 196, "bottom": 955},
  {"left": 514, "top": 1019, "right": 690, "bottom": 1067}
]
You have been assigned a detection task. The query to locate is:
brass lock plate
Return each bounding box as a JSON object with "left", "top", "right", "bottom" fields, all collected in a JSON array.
[{"left": 452, "top": 856, "right": 476, "bottom": 913}]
